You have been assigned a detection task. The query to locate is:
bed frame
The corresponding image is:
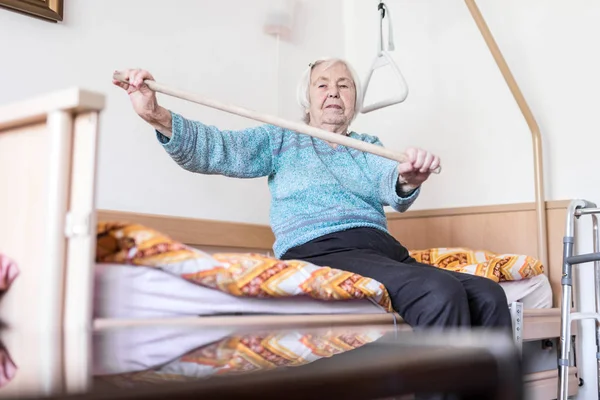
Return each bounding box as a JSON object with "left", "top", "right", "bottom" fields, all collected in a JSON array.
[{"left": 96, "top": 203, "right": 580, "bottom": 399}]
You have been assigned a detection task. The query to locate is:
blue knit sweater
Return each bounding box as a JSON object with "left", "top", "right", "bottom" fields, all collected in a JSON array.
[{"left": 157, "top": 112, "right": 420, "bottom": 258}]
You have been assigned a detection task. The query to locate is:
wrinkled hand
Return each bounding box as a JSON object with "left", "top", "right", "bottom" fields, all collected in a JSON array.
[
  {"left": 397, "top": 147, "right": 440, "bottom": 191},
  {"left": 112, "top": 69, "right": 161, "bottom": 123}
]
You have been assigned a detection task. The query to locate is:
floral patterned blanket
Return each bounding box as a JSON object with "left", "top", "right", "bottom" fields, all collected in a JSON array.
[{"left": 96, "top": 222, "right": 393, "bottom": 311}]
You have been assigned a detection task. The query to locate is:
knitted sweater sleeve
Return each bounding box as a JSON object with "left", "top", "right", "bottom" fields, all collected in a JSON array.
[
  {"left": 362, "top": 135, "right": 420, "bottom": 213},
  {"left": 155, "top": 111, "right": 277, "bottom": 178}
]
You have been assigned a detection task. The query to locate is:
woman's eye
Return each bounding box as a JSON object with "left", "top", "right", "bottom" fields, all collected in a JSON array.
[
  {"left": 319, "top": 84, "right": 326, "bottom": 88},
  {"left": 340, "top": 85, "right": 348, "bottom": 88}
]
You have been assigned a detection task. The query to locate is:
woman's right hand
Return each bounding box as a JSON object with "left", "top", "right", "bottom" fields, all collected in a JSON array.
[
  {"left": 112, "top": 69, "right": 160, "bottom": 122},
  {"left": 113, "top": 69, "right": 173, "bottom": 136}
]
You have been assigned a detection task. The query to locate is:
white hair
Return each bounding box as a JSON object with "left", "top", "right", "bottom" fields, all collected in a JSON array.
[{"left": 296, "top": 57, "right": 362, "bottom": 124}]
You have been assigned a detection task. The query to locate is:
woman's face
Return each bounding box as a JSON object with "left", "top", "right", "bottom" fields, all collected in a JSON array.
[{"left": 307, "top": 61, "right": 356, "bottom": 131}]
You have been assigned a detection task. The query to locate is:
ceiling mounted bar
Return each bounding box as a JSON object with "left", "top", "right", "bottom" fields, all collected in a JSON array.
[{"left": 360, "top": 1, "right": 409, "bottom": 114}]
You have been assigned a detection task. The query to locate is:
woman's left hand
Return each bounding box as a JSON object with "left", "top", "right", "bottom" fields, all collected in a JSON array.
[{"left": 397, "top": 147, "right": 440, "bottom": 191}]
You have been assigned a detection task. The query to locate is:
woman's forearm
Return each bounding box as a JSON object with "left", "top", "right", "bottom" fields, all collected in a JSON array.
[
  {"left": 157, "top": 112, "right": 276, "bottom": 178},
  {"left": 145, "top": 106, "right": 173, "bottom": 138}
]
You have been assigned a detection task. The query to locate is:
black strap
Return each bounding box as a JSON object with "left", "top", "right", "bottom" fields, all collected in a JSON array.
[{"left": 378, "top": 1, "right": 385, "bottom": 18}]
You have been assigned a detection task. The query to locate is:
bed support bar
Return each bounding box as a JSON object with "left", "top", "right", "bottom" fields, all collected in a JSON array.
[{"left": 464, "top": 0, "right": 548, "bottom": 274}]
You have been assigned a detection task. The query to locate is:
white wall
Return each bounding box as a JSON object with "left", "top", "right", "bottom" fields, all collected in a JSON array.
[
  {"left": 345, "top": 0, "right": 600, "bottom": 211},
  {"left": 0, "top": 0, "right": 344, "bottom": 225},
  {"left": 345, "top": 1, "right": 600, "bottom": 398}
]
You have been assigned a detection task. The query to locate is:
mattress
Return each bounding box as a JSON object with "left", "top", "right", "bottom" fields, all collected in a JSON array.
[
  {"left": 93, "top": 264, "right": 386, "bottom": 319},
  {"left": 93, "top": 264, "right": 553, "bottom": 320},
  {"left": 498, "top": 274, "right": 553, "bottom": 309}
]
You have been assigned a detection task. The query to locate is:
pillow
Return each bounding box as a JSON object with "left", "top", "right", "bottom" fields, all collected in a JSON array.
[
  {"left": 96, "top": 221, "right": 393, "bottom": 312},
  {"left": 409, "top": 247, "right": 544, "bottom": 282}
]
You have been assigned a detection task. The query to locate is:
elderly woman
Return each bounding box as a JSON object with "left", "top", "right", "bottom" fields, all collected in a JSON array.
[{"left": 113, "top": 58, "right": 511, "bottom": 332}]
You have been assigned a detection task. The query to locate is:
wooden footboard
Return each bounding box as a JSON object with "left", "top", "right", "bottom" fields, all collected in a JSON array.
[
  {"left": 0, "top": 88, "right": 105, "bottom": 395},
  {"left": 0, "top": 88, "right": 104, "bottom": 331}
]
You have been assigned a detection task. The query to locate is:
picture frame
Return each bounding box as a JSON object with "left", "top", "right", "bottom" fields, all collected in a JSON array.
[{"left": 0, "top": 0, "right": 63, "bottom": 22}]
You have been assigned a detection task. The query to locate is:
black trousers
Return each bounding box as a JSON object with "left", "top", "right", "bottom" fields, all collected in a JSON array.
[
  {"left": 281, "top": 227, "right": 512, "bottom": 331},
  {"left": 281, "top": 228, "right": 514, "bottom": 399}
]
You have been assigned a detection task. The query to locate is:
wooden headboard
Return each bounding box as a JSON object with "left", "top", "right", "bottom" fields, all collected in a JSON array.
[{"left": 98, "top": 199, "right": 569, "bottom": 307}]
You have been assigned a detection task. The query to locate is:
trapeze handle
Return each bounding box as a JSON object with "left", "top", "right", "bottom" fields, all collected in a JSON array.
[
  {"left": 112, "top": 71, "right": 440, "bottom": 175},
  {"left": 362, "top": 1, "right": 409, "bottom": 114}
]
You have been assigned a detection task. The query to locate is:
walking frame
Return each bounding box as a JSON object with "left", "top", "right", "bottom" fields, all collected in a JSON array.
[{"left": 559, "top": 199, "right": 600, "bottom": 399}]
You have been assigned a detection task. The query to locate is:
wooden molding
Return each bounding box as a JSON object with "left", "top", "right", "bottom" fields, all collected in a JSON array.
[
  {"left": 386, "top": 200, "right": 571, "bottom": 220},
  {"left": 97, "top": 210, "right": 275, "bottom": 251}
]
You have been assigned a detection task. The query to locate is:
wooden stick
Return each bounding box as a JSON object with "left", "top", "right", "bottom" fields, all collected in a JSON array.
[{"left": 112, "top": 71, "right": 441, "bottom": 174}]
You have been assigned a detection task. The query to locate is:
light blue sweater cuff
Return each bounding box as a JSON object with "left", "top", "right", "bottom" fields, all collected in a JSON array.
[
  {"left": 387, "top": 166, "right": 420, "bottom": 211},
  {"left": 397, "top": 185, "right": 420, "bottom": 201},
  {"left": 155, "top": 110, "right": 182, "bottom": 142},
  {"left": 155, "top": 111, "right": 187, "bottom": 156}
]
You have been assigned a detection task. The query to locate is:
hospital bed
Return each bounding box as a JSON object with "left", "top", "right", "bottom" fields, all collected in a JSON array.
[
  {"left": 95, "top": 204, "right": 580, "bottom": 400},
  {"left": 0, "top": 88, "right": 593, "bottom": 399}
]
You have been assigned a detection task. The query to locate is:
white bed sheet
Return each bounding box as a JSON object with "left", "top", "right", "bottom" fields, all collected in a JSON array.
[{"left": 93, "top": 264, "right": 554, "bottom": 320}]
